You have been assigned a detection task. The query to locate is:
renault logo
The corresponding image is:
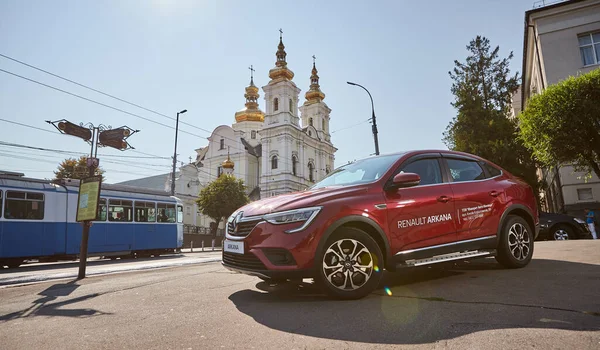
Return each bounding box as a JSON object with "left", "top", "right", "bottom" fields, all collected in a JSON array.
[{"left": 232, "top": 211, "right": 244, "bottom": 232}]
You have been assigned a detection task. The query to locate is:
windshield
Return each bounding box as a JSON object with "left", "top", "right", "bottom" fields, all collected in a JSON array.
[{"left": 310, "top": 154, "right": 402, "bottom": 190}]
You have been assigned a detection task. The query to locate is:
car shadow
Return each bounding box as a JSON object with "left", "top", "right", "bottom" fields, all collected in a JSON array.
[
  {"left": 228, "top": 258, "right": 600, "bottom": 345},
  {"left": 0, "top": 279, "right": 112, "bottom": 321}
]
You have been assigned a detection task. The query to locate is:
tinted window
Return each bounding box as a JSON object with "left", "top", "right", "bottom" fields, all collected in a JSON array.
[
  {"left": 157, "top": 203, "right": 176, "bottom": 223},
  {"left": 447, "top": 159, "right": 486, "bottom": 182},
  {"left": 96, "top": 198, "right": 107, "bottom": 221},
  {"left": 108, "top": 199, "right": 133, "bottom": 222},
  {"left": 135, "top": 201, "right": 156, "bottom": 222},
  {"left": 4, "top": 191, "right": 44, "bottom": 220},
  {"left": 400, "top": 158, "right": 442, "bottom": 186},
  {"left": 481, "top": 162, "right": 502, "bottom": 177}
]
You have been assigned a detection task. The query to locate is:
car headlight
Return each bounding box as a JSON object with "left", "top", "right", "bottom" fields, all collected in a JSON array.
[
  {"left": 574, "top": 218, "right": 586, "bottom": 224},
  {"left": 263, "top": 206, "right": 322, "bottom": 233}
]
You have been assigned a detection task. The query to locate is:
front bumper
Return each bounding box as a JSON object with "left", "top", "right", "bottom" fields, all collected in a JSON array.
[{"left": 221, "top": 261, "right": 314, "bottom": 280}]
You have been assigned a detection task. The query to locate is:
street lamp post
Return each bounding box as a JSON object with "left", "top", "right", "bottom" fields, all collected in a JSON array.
[
  {"left": 347, "top": 82, "right": 380, "bottom": 156},
  {"left": 171, "top": 109, "right": 187, "bottom": 196}
]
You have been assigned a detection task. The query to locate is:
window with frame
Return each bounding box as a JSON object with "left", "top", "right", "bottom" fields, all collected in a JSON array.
[
  {"left": 219, "top": 138, "right": 225, "bottom": 150},
  {"left": 251, "top": 130, "right": 256, "bottom": 139},
  {"left": 400, "top": 158, "right": 442, "bottom": 186},
  {"left": 95, "top": 198, "right": 107, "bottom": 221},
  {"left": 309, "top": 118, "right": 313, "bottom": 126},
  {"left": 217, "top": 166, "right": 223, "bottom": 177},
  {"left": 274, "top": 97, "right": 279, "bottom": 111},
  {"left": 308, "top": 162, "right": 315, "bottom": 182},
  {"left": 292, "top": 155, "right": 298, "bottom": 175},
  {"left": 4, "top": 191, "right": 44, "bottom": 220},
  {"left": 322, "top": 119, "right": 325, "bottom": 131},
  {"left": 289, "top": 98, "right": 293, "bottom": 113},
  {"left": 271, "top": 155, "right": 278, "bottom": 169},
  {"left": 578, "top": 32, "right": 600, "bottom": 66},
  {"left": 446, "top": 158, "right": 486, "bottom": 182},
  {"left": 135, "top": 201, "right": 156, "bottom": 222},
  {"left": 481, "top": 162, "right": 502, "bottom": 177},
  {"left": 108, "top": 199, "right": 133, "bottom": 222},
  {"left": 177, "top": 205, "right": 184, "bottom": 223},
  {"left": 577, "top": 188, "right": 593, "bottom": 201},
  {"left": 157, "top": 203, "right": 176, "bottom": 223}
]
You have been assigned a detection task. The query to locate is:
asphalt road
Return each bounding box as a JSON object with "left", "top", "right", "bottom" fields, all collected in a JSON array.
[{"left": 0, "top": 241, "right": 599, "bottom": 349}]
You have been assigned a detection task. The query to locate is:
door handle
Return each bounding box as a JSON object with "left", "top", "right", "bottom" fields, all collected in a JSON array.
[
  {"left": 489, "top": 190, "right": 502, "bottom": 197},
  {"left": 437, "top": 195, "right": 451, "bottom": 203}
]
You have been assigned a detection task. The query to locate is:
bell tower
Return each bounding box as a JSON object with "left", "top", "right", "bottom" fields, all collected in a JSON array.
[{"left": 299, "top": 56, "right": 331, "bottom": 143}]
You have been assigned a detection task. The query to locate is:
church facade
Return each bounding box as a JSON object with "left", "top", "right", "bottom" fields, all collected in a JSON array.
[{"left": 187, "top": 32, "right": 337, "bottom": 213}]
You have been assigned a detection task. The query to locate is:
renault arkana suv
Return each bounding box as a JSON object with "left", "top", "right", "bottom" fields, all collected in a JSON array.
[{"left": 222, "top": 150, "right": 539, "bottom": 299}]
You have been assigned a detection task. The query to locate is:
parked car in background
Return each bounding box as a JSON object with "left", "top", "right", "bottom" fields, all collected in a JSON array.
[{"left": 538, "top": 211, "right": 592, "bottom": 241}]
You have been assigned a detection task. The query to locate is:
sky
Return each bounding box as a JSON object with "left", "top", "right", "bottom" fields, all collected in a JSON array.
[{"left": 0, "top": 0, "right": 542, "bottom": 184}]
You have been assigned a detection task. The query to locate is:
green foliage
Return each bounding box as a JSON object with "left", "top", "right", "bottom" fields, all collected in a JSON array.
[
  {"left": 519, "top": 68, "right": 600, "bottom": 178},
  {"left": 443, "top": 35, "right": 539, "bottom": 192},
  {"left": 54, "top": 156, "right": 105, "bottom": 181},
  {"left": 196, "top": 174, "right": 249, "bottom": 227}
]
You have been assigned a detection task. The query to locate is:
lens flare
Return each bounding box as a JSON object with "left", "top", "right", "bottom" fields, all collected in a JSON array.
[
  {"left": 374, "top": 265, "right": 380, "bottom": 272},
  {"left": 384, "top": 287, "right": 392, "bottom": 296}
]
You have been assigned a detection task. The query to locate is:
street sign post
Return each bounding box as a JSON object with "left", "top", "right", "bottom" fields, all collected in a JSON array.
[{"left": 46, "top": 119, "right": 138, "bottom": 279}]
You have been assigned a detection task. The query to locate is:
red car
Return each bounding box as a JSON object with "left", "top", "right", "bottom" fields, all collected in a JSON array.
[{"left": 222, "top": 150, "right": 539, "bottom": 299}]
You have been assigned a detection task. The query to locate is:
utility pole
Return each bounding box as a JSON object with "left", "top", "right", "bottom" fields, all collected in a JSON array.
[
  {"left": 47, "top": 119, "right": 138, "bottom": 279},
  {"left": 347, "top": 81, "right": 380, "bottom": 156},
  {"left": 171, "top": 109, "right": 188, "bottom": 196}
]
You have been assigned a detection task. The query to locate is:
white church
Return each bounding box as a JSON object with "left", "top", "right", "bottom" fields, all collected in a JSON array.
[{"left": 155, "top": 32, "right": 337, "bottom": 229}]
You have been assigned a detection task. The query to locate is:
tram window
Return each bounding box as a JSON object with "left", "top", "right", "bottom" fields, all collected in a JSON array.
[
  {"left": 95, "top": 198, "right": 107, "bottom": 221},
  {"left": 135, "top": 201, "right": 156, "bottom": 222},
  {"left": 108, "top": 199, "right": 133, "bottom": 222},
  {"left": 157, "top": 203, "right": 176, "bottom": 223},
  {"left": 177, "top": 205, "right": 183, "bottom": 223},
  {"left": 0, "top": 191, "right": 3, "bottom": 218},
  {"left": 4, "top": 191, "right": 45, "bottom": 220}
]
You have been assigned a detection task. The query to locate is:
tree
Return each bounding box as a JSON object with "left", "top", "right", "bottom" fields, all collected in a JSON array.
[
  {"left": 443, "top": 35, "right": 539, "bottom": 192},
  {"left": 519, "top": 68, "right": 600, "bottom": 178},
  {"left": 54, "top": 156, "right": 105, "bottom": 181},
  {"left": 196, "top": 174, "right": 249, "bottom": 230}
]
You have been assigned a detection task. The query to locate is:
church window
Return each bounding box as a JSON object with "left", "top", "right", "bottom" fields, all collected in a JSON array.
[
  {"left": 217, "top": 166, "right": 223, "bottom": 177},
  {"left": 289, "top": 99, "right": 293, "bottom": 113},
  {"left": 274, "top": 98, "right": 279, "bottom": 111},
  {"left": 292, "top": 155, "right": 298, "bottom": 176},
  {"left": 271, "top": 155, "right": 278, "bottom": 169},
  {"left": 308, "top": 130, "right": 312, "bottom": 137},
  {"left": 322, "top": 118, "right": 325, "bottom": 131},
  {"left": 308, "top": 162, "right": 314, "bottom": 182},
  {"left": 251, "top": 130, "right": 256, "bottom": 139},
  {"left": 326, "top": 165, "right": 330, "bottom": 175},
  {"left": 219, "top": 138, "right": 224, "bottom": 150},
  {"left": 309, "top": 118, "right": 313, "bottom": 126}
]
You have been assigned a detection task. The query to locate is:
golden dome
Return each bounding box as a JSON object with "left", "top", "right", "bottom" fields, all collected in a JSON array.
[
  {"left": 305, "top": 60, "right": 325, "bottom": 103},
  {"left": 268, "top": 32, "right": 294, "bottom": 82},
  {"left": 235, "top": 70, "right": 265, "bottom": 123},
  {"left": 222, "top": 155, "right": 234, "bottom": 169}
]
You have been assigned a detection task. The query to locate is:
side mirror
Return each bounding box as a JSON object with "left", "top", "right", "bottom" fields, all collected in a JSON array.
[{"left": 390, "top": 172, "right": 420, "bottom": 189}]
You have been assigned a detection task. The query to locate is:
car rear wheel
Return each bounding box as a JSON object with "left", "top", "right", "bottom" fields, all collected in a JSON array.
[
  {"left": 551, "top": 224, "right": 572, "bottom": 240},
  {"left": 316, "top": 227, "right": 383, "bottom": 300},
  {"left": 495, "top": 215, "right": 534, "bottom": 268}
]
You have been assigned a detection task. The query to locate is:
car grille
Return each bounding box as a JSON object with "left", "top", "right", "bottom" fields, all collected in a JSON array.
[
  {"left": 227, "top": 219, "right": 262, "bottom": 237},
  {"left": 223, "top": 252, "right": 266, "bottom": 270}
]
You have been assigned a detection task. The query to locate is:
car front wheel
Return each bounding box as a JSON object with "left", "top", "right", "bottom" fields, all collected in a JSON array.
[
  {"left": 495, "top": 215, "right": 534, "bottom": 268},
  {"left": 551, "top": 224, "right": 573, "bottom": 240},
  {"left": 316, "top": 227, "right": 383, "bottom": 300}
]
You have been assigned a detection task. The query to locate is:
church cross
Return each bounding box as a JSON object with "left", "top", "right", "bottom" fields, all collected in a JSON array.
[
  {"left": 248, "top": 65, "right": 255, "bottom": 80},
  {"left": 312, "top": 55, "right": 316, "bottom": 64},
  {"left": 279, "top": 28, "right": 283, "bottom": 39}
]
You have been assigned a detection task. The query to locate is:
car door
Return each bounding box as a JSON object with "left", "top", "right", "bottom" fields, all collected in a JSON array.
[
  {"left": 384, "top": 154, "right": 457, "bottom": 252},
  {"left": 442, "top": 154, "right": 506, "bottom": 242}
]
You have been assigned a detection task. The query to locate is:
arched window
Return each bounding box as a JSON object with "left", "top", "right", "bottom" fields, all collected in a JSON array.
[
  {"left": 309, "top": 118, "right": 313, "bottom": 126},
  {"left": 326, "top": 165, "right": 330, "bottom": 175},
  {"left": 274, "top": 98, "right": 279, "bottom": 111},
  {"left": 308, "top": 162, "right": 314, "bottom": 182},
  {"left": 322, "top": 118, "right": 325, "bottom": 131},
  {"left": 289, "top": 99, "right": 293, "bottom": 113},
  {"left": 219, "top": 138, "right": 224, "bottom": 150},
  {"left": 292, "top": 155, "right": 298, "bottom": 176},
  {"left": 251, "top": 130, "right": 256, "bottom": 139},
  {"left": 271, "top": 155, "right": 278, "bottom": 169}
]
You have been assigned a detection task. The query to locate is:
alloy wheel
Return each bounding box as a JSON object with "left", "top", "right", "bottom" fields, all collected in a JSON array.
[
  {"left": 553, "top": 229, "right": 569, "bottom": 240},
  {"left": 508, "top": 223, "right": 531, "bottom": 261},
  {"left": 322, "top": 238, "right": 374, "bottom": 290}
]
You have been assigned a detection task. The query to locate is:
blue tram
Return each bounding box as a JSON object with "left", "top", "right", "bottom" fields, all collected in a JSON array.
[{"left": 0, "top": 175, "right": 184, "bottom": 268}]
